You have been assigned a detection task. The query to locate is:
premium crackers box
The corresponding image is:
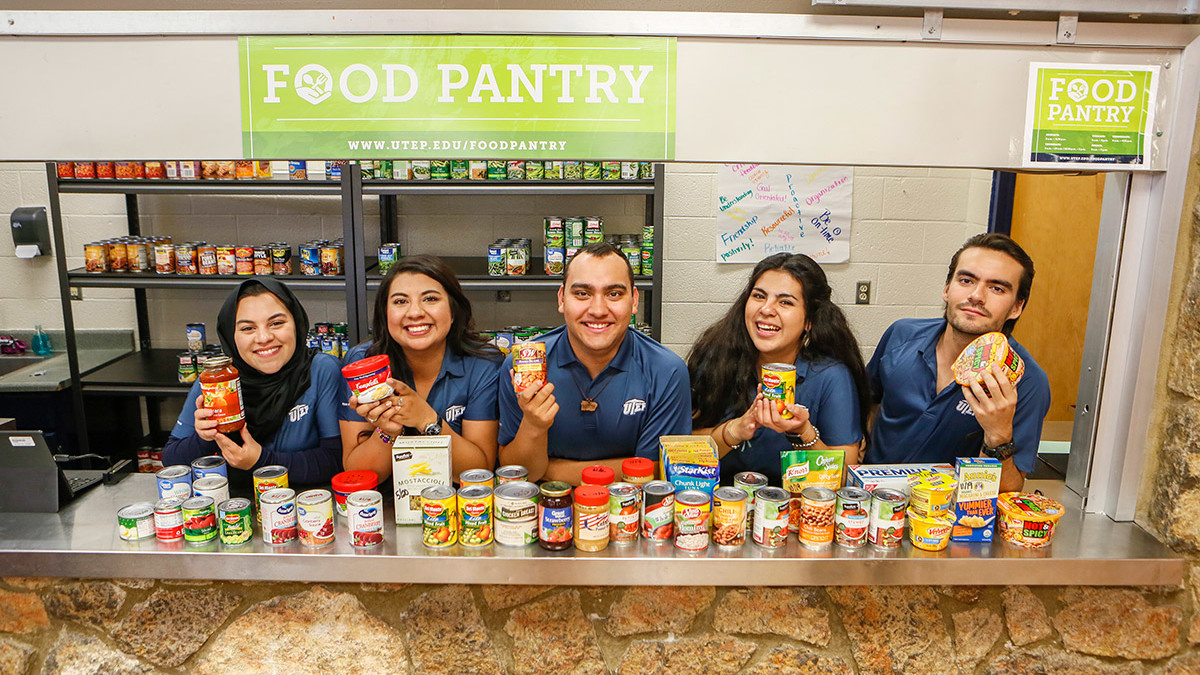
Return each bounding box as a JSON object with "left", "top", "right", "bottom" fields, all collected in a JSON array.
[
  {"left": 659, "top": 435, "right": 719, "bottom": 497},
  {"left": 951, "top": 457, "right": 1001, "bottom": 542},
  {"left": 846, "top": 463, "right": 954, "bottom": 495},
  {"left": 391, "top": 435, "right": 452, "bottom": 524}
]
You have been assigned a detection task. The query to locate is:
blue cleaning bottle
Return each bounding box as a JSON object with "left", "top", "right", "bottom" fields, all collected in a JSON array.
[{"left": 31, "top": 324, "right": 52, "bottom": 356}]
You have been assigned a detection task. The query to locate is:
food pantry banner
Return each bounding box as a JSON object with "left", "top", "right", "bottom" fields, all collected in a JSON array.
[
  {"left": 238, "top": 35, "right": 676, "bottom": 160},
  {"left": 1023, "top": 63, "right": 1159, "bottom": 168},
  {"left": 715, "top": 164, "right": 852, "bottom": 264}
]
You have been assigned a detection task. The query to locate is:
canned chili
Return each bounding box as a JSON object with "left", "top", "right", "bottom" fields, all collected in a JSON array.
[{"left": 712, "top": 486, "right": 748, "bottom": 548}]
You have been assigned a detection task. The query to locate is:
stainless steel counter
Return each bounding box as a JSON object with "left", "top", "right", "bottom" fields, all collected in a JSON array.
[{"left": 0, "top": 475, "right": 1182, "bottom": 586}]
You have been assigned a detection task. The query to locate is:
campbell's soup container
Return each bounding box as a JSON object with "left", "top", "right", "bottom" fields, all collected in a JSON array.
[{"left": 341, "top": 354, "right": 393, "bottom": 403}]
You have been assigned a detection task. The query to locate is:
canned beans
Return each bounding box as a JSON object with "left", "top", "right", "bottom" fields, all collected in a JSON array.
[
  {"left": 798, "top": 487, "right": 836, "bottom": 549},
  {"left": 711, "top": 486, "right": 748, "bottom": 547}
]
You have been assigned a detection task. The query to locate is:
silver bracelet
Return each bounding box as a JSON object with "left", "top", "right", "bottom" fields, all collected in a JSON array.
[{"left": 786, "top": 425, "right": 820, "bottom": 449}]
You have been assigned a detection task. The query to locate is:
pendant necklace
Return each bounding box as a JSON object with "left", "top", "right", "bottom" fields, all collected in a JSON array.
[{"left": 569, "top": 367, "right": 614, "bottom": 413}]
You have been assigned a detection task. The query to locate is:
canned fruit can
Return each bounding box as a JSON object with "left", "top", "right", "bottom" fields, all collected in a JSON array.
[
  {"left": 711, "top": 486, "right": 748, "bottom": 547},
  {"left": 495, "top": 465, "right": 529, "bottom": 484},
  {"left": 156, "top": 465, "right": 192, "bottom": 501},
  {"left": 252, "top": 465, "right": 289, "bottom": 523},
  {"left": 348, "top": 490, "right": 384, "bottom": 547},
  {"left": 761, "top": 363, "right": 797, "bottom": 419},
  {"left": 753, "top": 487, "right": 791, "bottom": 548},
  {"left": 297, "top": 489, "right": 335, "bottom": 547},
  {"left": 868, "top": 488, "right": 908, "bottom": 550},
  {"left": 181, "top": 496, "right": 217, "bottom": 543},
  {"left": 117, "top": 503, "right": 156, "bottom": 541},
  {"left": 458, "top": 485, "right": 494, "bottom": 547},
  {"left": 799, "top": 486, "right": 836, "bottom": 549},
  {"left": 734, "top": 471, "right": 768, "bottom": 529},
  {"left": 909, "top": 511, "right": 954, "bottom": 552},
  {"left": 459, "top": 469, "right": 495, "bottom": 488},
  {"left": 192, "top": 475, "right": 230, "bottom": 506},
  {"left": 218, "top": 498, "right": 253, "bottom": 546},
  {"left": 673, "top": 489, "right": 711, "bottom": 551},
  {"left": 421, "top": 485, "right": 459, "bottom": 548},
  {"left": 512, "top": 342, "right": 547, "bottom": 393},
  {"left": 154, "top": 497, "right": 185, "bottom": 541},
  {"left": 834, "top": 487, "right": 871, "bottom": 549},
  {"left": 608, "top": 482, "right": 641, "bottom": 544},
  {"left": 495, "top": 481, "right": 539, "bottom": 546},
  {"left": 261, "top": 488, "right": 297, "bottom": 545},
  {"left": 641, "top": 480, "right": 676, "bottom": 541}
]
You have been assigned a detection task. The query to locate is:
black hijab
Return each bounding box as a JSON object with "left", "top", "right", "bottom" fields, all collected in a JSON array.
[{"left": 215, "top": 278, "right": 315, "bottom": 444}]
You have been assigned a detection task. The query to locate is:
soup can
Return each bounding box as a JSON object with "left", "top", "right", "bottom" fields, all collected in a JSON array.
[
  {"left": 798, "top": 486, "right": 836, "bottom": 549},
  {"left": 421, "top": 485, "right": 458, "bottom": 548},
  {"left": 495, "top": 465, "right": 528, "bottom": 485},
  {"left": 608, "top": 482, "right": 641, "bottom": 545},
  {"left": 117, "top": 503, "right": 156, "bottom": 541},
  {"left": 261, "top": 488, "right": 297, "bottom": 545},
  {"left": 834, "top": 487, "right": 871, "bottom": 549},
  {"left": 234, "top": 246, "right": 254, "bottom": 275},
  {"left": 868, "top": 488, "right": 908, "bottom": 550},
  {"left": 752, "top": 487, "right": 791, "bottom": 548},
  {"left": 154, "top": 243, "right": 176, "bottom": 274},
  {"left": 711, "top": 486, "right": 748, "bottom": 548},
  {"left": 252, "top": 465, "right": 289, "bottom": 523},
  {"left": 733, "top": 471, "right": 768, "bottom": 529},
  {"left": 641, "top": 480, "right": 676, "bottom": 542},
  {"left": 192, "top": 475, "right": 230, "bottom": 507},
  {"left": 156, "top": 465, "right": 192, "bottom": 501},
  {"left": 181, "top": 495, "right": 218, "bottom": 544},
  {"left": 297, "top": 489, "right": 335, "bottom": 547},
  {"left": 494, "top": 481, "right": 539, "bottom": 547},
  {"left": 218, "top": 498, "right": 253, "bottom": 546},
  {"left": 153, "top": 497, "right": 185, "bottom": 542},
  {"left": 459, "top": 469, "right": 495, "bottom": 489},
  {"left": 761, "top": 362, "right": 797, "bottom": 419},
  {"left": 673, "top": 490, "right": 711, "bottom": 552},
  {"left": 254, "top": 247, "right": 272, "bottom": 275},
  {"left": 347, "top": 490, "right": 384, "bottom": 547},
  {"left": 458, "top": 484, "right": 494, "bottom": 547}
]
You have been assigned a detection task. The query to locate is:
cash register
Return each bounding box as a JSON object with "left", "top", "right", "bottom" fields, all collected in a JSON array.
[{"left": 0, "top": 431, "right": 129, "bottom": 512}]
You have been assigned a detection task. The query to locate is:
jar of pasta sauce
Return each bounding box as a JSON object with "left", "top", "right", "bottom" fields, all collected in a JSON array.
[{"left": 199, "top": 356, "right": 245, "bottom": 434}]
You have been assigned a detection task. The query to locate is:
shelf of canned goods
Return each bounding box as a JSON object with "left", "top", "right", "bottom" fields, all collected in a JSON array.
[{"left": 0, "top": 474, "right": 1181, "bottom": 586}]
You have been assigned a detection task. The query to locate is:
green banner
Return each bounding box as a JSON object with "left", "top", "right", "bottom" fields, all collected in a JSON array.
[
  {"left": 239, "top": 35, "right": 676, "bottom": 161},
  {"left": 1025, "top": 64, "right": 1158, "bottom": 166}
]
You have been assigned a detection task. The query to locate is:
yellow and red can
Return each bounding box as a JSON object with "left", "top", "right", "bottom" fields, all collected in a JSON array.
[
  {"left": 761, "top": 362, "right": 797, "bottom": 419},
  {"left": 512, "top": 342, "right": 547, "bottom": 393}
]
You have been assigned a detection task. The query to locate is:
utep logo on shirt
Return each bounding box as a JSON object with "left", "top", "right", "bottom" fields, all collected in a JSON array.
[
  {"left": 444, "top": 405, "right": 466, "bottom": 424},
  {"left": 956, "top": 400, "right": 975, "bottom": 417},
  {"left": 623, "top": 399, "right": 646, "bottom": 416},
  {"left": 288, "top": 404, "right": 309, "bottom": 423}
]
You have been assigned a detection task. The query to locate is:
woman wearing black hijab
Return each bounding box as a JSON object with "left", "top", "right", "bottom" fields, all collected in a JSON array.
[{"left": 162, "top": 278, "right": 351, "bottom": 485}]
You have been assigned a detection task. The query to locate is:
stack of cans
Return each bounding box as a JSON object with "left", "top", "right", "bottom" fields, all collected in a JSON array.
[
  {"left": 83, "top": 236, "right": 172, "bottom": 274},
  {"left": 307, "top": 322, "right": 350, "bottom": 360},
  {"left": 487, "top": 239, "right": 531, "bottom": 277},
  {"left": 298, "top": 240, "right": 345, "bottom": 276}
]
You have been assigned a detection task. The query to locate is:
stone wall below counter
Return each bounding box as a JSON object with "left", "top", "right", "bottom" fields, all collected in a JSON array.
[{"left": 2, "top": 577, "right": 1198, "bottom": 674}]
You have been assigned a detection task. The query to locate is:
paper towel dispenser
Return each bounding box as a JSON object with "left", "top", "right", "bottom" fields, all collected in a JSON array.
[{"left": 10, "top": 206, "right": 50, "bottom": 259}]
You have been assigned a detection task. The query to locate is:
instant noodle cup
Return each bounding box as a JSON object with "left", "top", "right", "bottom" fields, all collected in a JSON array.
[
  {"left": 996, "top": 492, "right": 1065, "bottom": 549},
  {"left": 908, "top": 511, "right": 953, "bottom": 551},
  {"left": 341, "top": 354, "right": 393, "bottom": 403},
  {"left": 953, "top": 332, "right": 1025, "bottom": 391}
]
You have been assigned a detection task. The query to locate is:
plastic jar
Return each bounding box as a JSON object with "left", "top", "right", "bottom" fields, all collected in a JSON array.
[
  {"left": 573, "top": 485, "right": 610, "bottom": 552},
  {"left": 538, "top": 481, "right": 573, "bottom": 551},
  {"left": 199, "top": 355, "right": 245, "bottom": 433},
  {"left": 581, "top": 465, "right": 615, "bottom": 487},
  {"left": 621, "top": 457, "right": 654, "bottom": 485},
  {"left": 340, "top": 354, "right": 393, "bottom": 403}
]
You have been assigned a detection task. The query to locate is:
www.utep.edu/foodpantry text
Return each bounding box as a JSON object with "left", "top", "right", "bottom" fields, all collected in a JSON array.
[{"left": 346, "top": 139, "right": 568, "bottom": 151}]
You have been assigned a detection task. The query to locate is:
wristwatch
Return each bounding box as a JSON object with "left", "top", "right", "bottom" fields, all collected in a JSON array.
[
  {"left": 981, "top": 441, "right": 1017, "bottom": 461},
  {"left": 422, "top": 418, "right": 443, "bottom": 436}
]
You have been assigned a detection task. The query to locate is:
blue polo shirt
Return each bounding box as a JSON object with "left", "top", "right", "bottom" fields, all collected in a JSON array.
[
  {"left": 497, "top": 326, "right": 691, "bottom": 461},
  {"left": 717, "top": 355, "right": 863, "bottom": 486},
  {"left": 865, "top": 318, "right": 1050, "bottom": 473},
  {"left": 343, "top": 343, "right": 502, "bottom": 433}
]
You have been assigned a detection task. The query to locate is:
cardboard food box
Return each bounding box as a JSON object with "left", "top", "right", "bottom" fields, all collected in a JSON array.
[
  {"left": 659, "top": 435, "right": 719, "bottom": 497},
  {"left": 781, "top": 449, "right": 845, "bottom": 493},
  {"left": 846, "top": 463, "right": 955, "bottom": 495},
  {"left": 391, "top": 435, "right": 452, "bottom": 525},
  {"left": 951, "top": 457, "right": 1001, "bottom": 542}
]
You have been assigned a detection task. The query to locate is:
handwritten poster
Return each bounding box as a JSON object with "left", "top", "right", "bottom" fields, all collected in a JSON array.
[{"left": 716, "top": 164, "right": 853, "bottom": 264}]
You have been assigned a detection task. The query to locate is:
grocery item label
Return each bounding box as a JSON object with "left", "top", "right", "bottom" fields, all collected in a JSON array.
[{"left": 201, "top": 379, "right": 245, "bottom": 427}]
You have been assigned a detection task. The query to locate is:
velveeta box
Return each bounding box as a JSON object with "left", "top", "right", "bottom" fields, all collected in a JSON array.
[
  {"left": 659, "top": 435, "right": 719, "bottom": 497},
  {"left": 846, "top": 463, "right": 955, "bottom": 495},
  {"left": 391, "top": 435, "right": 452, "bottom": 525},
  {"left": 781, "top": 449, "right": 845, "bottom": 493},
  {"left": 951, "top": 457, "right": 1001, "bottom": 542}
]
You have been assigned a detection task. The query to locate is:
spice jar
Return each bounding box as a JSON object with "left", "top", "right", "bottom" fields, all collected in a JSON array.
[
  {"left": 621, "top": 457, "right": 654, "bottom": 486},
  {"left": 538, "top": 481, "right": 573, "bottom": 551},
  {"left": 199, "top": 355, "right": 245, "bottom": 433},
  {"left": 581, "top": 465, "right": 615, "bottom": 487},
  {"left": 573, "top": 485, "right": 610, "bottom": 552}
]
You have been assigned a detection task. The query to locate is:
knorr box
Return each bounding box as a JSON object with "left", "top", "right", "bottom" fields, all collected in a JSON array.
[
  {"left": 781, "top": 449, "right": 844, "bottom": 492},
  {"left": 951, "top": 457, "right": 1001, "bottom": 542},
  {"left": 846, "top": 463, "right": 954, "bottom": 495},
  {"left": 391, "top": 436, "right": 452, "bottom": 524},
  {"left": 659, "top": 435, "right": 719, "bottom": 497}
]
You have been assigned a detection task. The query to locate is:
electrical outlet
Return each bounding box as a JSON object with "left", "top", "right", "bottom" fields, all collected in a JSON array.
[
  {"left": 496, "top": 290, "right": 511, "bottom": 303},
  {"left": 855, "top": 281, "right": 870, "bottom": 305},
  {"left": 70, "top": 287, "right": 83, "bottom": 301}
]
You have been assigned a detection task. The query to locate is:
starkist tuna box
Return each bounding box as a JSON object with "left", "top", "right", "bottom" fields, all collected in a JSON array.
[{"left": 659, "top": 435, "right": 719, "bottom": 497}]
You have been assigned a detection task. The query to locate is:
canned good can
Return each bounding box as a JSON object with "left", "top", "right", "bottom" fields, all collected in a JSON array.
[
  {"left": 185, "top": 322, "right": 207, "bottom": 353},
  {"left": 458, "top": 484, "right": 493, "bottom": 547},
  {"left": 421, "top": 485, "right": 458, "bottom": 548},
  {"left": 56, "top": 162, "right": 75, "bottom": 179},
  {"left": 127, "top": 240, "right": 149, "bottom": 272},
  {"left": 261, "top": 488, "right": 297, "bottom": 545},
  {"left": 84, "top": 243, "right": 107, "bottom": 272},
  {"left": 468, "top": 160, "right": 487, "bottom": 180},
  {"left": 734, "top": 471, "right": 769, "bottom": 530},
  {"left": 115, "top": 161, "right": 139, "bottom": 180},
  {"left": 799, "top": 486, "right": 836, "bottom": 549},
  {"left": 234, "top": 246, "right": 254, "bottom": 275},
  {"left": 512, "top": 342, "right": 547, "bottom": 393},
  {"left": 213, "top": 245, "right": 235, "bottom": 275},
  {"left": 377, "top": 160, "right": 393, "bottom": 179},
  {"left": 487, "top": 160, "right": 506, "bottom": 180},
  {"left": 288, "top": 161, "right": 307, "bottom": 180},
  {"left": 300, "top": 244, "right": 320, "bottom": 276},
  {"left": 505, "top": 244, "right": 528, "bottom": 276},
  {"left": 178, "top": 352, "right": 197, "bottom": 384},
  {"left": 348, "top": 490, "right": 384, "bottom": 547},
  {"left": 154, "top": 497, "right": 185, "bottom": 542},
  {"left": 712, "top": 486, "right": 748, "bottom": 547},
  {"left": 297, "top": 489, "right": 335, "bottom": 547},
  {"left": 181, "top": 495, "right": 217, "bottom": 544},
  {"left": 602, "top": 161, "right": 621, "bottom": 180},
  {"left": 156, "top": 465, "right": 192, "bottom": 501},
  {"left": 459, "top": 468, "right": 494, "bottom": 488},
  {"left": 761, "top": 363, "right": 797, "bottom": 419},
  {"left": 494, "top": 481, "right": 539, "bottom": 546},
  {"left": 506, "top": 160, "right": 525, "bottom": 180},
  {"left": 377, "top": 243, "right": 399, "bottom": 275},
  {"left": 638, "top": 162, "right": 654, "bottom": 179},
  {"left": 495, "top": 465, "right": 528, "bottom": 484},
  {"left": 195, "top": 244, "right": 216, "bottom": 275},
  {"left": 868, "top": 488, "right": 908, "bottom": 550},
  {"left": 270, "top": 244, "right": 292, "bottom": 275},
  {"left": 107, "top": 241, "right": 128, "bottom": 272},
  {"left": 192, "top": 475, "right": 230, "bottom": 506},
  {"left": 430, "top": 159, "right": 450, "bottom": 180},
  {"left": 608, "top": 482, "right": 641, "bottom": 544},
  {"left": 525, "top": 160, "right": 544, "bottom": 180},
  {"left": 544, "top": 161, "right": 563, "bottom": 180},
  {"left": 218, "top": 497, "right": 254, "bottom": 546},
  {"left": 582, "top": 160, "right": 602, "bottom": 180},
  {"left": 253, "top": 247, "right": 272, "bottom": 275},
  {"left": 834, "top": 487, "right": 871, "bottom": 549},
  {"left": 450, "top": 159, "right": 469, "bottom": 180},
  {"left": 674, "top": 489, "right": 711, "bottom": 551},
  {"left": 74, "top": 162, "right": 96, "bottom": 179},
  {"left": 117, "top": 503, "right": 155, "bottom": 541},
  {"left": 96, "top": 162, "right": 116, "bottom": 179},
  {"left": 487, "top": 242, "right": 505, "bottom": 277},
  {"left": 753, "top": 487, "right": 791, "bottom": 548},
  {"left": 641, "top": 480, "right": 675, "bottom": 541},
  {"left": 412, "top": 160, "right": 431, "bottom": 180},
  {"left": 621, "top": 162, "right": 638, "bottom": 180},
  {"left": 319, "top": 245, "right": 343, "bottom": 276},
  {"left": 252, "top": 465, "right": 289, "bottom": 523}
]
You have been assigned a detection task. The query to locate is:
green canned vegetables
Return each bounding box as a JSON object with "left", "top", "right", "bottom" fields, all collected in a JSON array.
[{"left": 218, "top": 497, "right": 253, "bottom": 546}]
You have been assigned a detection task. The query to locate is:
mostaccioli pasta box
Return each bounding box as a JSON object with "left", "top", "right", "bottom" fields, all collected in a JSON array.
[
  {"left": 846, "top": 463, "right": 954, "bottom": 495},
  {"left": 391, "top": 435, "right": 452, "bottom": 525},
  {"left": 951, "top": 457, "right": 1001, "bottom": 542},
  {"left": 659, "top": 435, "right": 719, "bottom": 497}
]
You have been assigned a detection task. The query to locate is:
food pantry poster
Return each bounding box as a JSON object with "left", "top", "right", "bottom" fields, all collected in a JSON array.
[
  {"left": 238, "top": 35, "right": 676, "bottom": 160},
  {"left": 1023, "top": 63, "right": 1159, "bottom": 168},
  {"left": 715, "top": 165, "right": 852, "bottom": 264}
]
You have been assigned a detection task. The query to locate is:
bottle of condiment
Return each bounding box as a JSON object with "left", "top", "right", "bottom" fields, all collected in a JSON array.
[
  {"left": 573, "top": 485, "right": 610, "bottom": 552},
  {"left": 580, "top": 464, "right": 615, "bottom": 487},
  {"left": 538, "top": 481, "right": 573, "bottom": 551},
  {"left": 621, "top": 457, "right": 654, "bottom": 486},
  {"left": 199, "top": 355, "right": 245, "bottom": 434}
]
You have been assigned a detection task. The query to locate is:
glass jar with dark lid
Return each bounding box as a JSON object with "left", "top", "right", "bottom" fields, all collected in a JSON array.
[{"left": 538, "top": 481, "right": 573, "bottom": 551}]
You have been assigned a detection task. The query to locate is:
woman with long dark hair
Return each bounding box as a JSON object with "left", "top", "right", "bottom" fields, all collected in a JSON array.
[
  {"left": 344, "top": 255, "right": 502, "bottom": 479},
  {"left": 688, "top": 253, "right": 871, "bottom": 485}
]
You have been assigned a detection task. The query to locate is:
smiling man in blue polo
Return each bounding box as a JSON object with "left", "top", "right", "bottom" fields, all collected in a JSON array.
[
  {"left": 498, "top": 242, "right": 691, "bottom": 485},
  {"left": 865, "top": 233, "right": 1051, "bottom": 492}
]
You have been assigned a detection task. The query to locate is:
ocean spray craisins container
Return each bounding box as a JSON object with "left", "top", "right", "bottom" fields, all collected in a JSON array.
[
  {"left": 641, "top": 480, "right": 676, "bottom": 542},
  {"left": 760, "top": 362, "right": 797, "bottom": 419},
  {"left": 261, "top": 488, "right": 297, "bottom": 545},
  {"left": 347, "top": 490, "right": 384, "bottom": 547},
  {"left": 512, "top": 342, "right": 547, "bottom": 393},
  {"left": 341, "top": 354, "right": 394, "bottom": 404}
]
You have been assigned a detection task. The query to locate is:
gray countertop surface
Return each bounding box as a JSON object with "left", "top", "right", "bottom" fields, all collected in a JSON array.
[{"left": 0, "top": 349, "right": 133, "bottom": 393}]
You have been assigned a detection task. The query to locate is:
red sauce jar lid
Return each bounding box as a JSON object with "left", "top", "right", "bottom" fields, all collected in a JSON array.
[
  {"left": 580, "top": 465, "right": 615, "bottom": 486},
  {"left": 574, "top": 485, "right": 609, "bottom": 507},
  {"left": 341, "top": 354, "right": 390, "bottom": 379},
  {"left": 621, "top": 457, "right": 654, "bottom": 478},
  {"left": 331, "top": 470, "right": 379, "bottom": 493}
]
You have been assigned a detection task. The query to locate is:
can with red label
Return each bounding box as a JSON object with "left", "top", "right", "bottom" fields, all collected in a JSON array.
[
  {"left": 234, "top": 246, "right": 254, "bottom": 275},
  {"left": 297, "top": 489, "right": 335, "bottom": 547},
  {"left": 348, "top": 490, "right": 384, "bottom": 548},
  {"left": 641, "top": 480, "right": 675, "bottom": 542},
  {"left": 673, "top": 489, "right": 711, "bottom": 552},
  {"left": 752, "top": 487, "right": 790, "bottom": 548},
  {"left": 835, "top": 487, "right": 871, "bottom": 549},
  {"left": 868, "top": 488, "right": 908, "bottom": 550},
  {"left": 154, "top": 497, "right": 185, "bottom": 542},
  {"left": 608, "top": 482, "right": 641, "bottom": 544},
  {"left": 261, "top": 488, "right": 297, "bottom": 545},
  {"left": 74, "top": 162, "right": 95, "bottom": 179},
  {"left": 96, "top": 162, "right": 116, "bottom": 179},
  {"left": 56, "top": 162, "right": 75, "bottom": 178}
]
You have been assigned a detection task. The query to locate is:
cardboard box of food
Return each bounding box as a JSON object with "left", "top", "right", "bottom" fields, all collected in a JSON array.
[
  {"left": 659, "top": 435, "right": 719, "bottom": 497},
  {"left": 781, "top": 449, "right": 845, "bottom": 492},
  {"left": 391, "top": 435, "right": 452, "bottom": 525},
  {"left": 951, "top": 457, "right": 1001, "bottom": 542},
  {"left": 845, "top": 463, "right": 955, "bottom": 495}
]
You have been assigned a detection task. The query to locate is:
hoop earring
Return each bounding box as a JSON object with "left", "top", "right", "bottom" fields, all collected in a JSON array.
[{"left": 801, "top": 331, "right": 811, "bottom": 349}]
